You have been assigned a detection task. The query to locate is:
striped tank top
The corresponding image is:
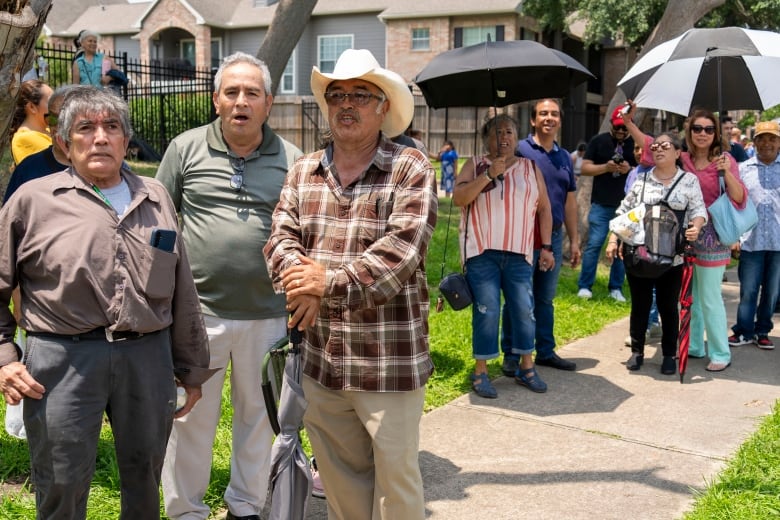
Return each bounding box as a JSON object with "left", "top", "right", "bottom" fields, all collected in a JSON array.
[{"left": 460, "top": 156, "right": 539, "bottom": 263}]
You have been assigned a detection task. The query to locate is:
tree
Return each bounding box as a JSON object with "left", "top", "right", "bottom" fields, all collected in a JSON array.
[
  {"left": 523, "top": 0, "right": 780, "bottom": 127},
  {"left": 0, "top": 0, "right": 315, "bottom": 192},
  {"left": 522, "top": 0, "right": 729, "bottom": 253},
  {"left": 524, "top": 0, "right": 734, "bottom": 128},
  {"left": 0, "top": 0, "right": 51, "bottom": 157},
  {"left": 257, "top": 0, "right": 318, "bottom": 96}
]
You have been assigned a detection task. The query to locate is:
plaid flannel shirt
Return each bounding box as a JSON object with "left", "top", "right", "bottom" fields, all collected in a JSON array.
[{"left": 265, "top": 136, "right": 437, "bottom": 391}]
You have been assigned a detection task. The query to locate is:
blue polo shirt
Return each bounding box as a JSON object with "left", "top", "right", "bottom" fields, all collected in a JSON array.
[{"left": 515, "top": 134, "right": 576, "bottom": 228}]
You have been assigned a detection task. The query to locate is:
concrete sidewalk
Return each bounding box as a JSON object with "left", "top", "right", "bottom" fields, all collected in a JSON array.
[{"left": 307, "top": 270, "right": 780, "bottom": 519}]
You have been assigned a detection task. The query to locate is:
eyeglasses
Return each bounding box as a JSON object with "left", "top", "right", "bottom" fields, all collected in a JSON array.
[
  {"left": 324, "top": 91, "right": 384, "bottom": 107},
  {"left": 44, "top": 113, "right": 59, "bottom": 127},
  {"left": 613, "top": 125, "right": 628, "bottom": 132},
  {"left": 229, "top": 157, "right": 245, "bottom": 192},
  {"left": 649, "top": 141, "right": 674, "bottom": 152},
  {"left": 691, "top": 124, "right": 716, "bottom": 135}
]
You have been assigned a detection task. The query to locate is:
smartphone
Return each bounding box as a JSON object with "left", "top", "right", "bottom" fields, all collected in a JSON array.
[{"left": 150, "top": 228, "right": 177, "bottom": 252}]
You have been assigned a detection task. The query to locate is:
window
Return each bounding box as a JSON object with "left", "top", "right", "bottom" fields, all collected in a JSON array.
[
  {"left": 412, "top": 28, "right": 430, "bottom": 50},
  {"left": 181, "top": 39, "right": 195, "bottom": 66},
  {"left": 318, "top": 35, "right": 353, "bottom": 73},
  {"left": 454, "top": 25, "right": 504, "bottom": 48},
  {"left": 463, "top": 27, "right": 495, "bottom": 46},
  {"left": 280, "top": 51, "right": 295, "bottom": 94},
  {"left": 180, "top": 38, "right": 223, "bottom": 69},
  {"left": 521, "top": 28, "right": 538, "bottom": 41},
  {"left": 211, "top": 39, "right": 222, "bottom": 70}
]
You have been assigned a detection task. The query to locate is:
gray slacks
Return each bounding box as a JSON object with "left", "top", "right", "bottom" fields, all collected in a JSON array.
[{"left": 23, "top": 329, "right": 176, "bottom": 520}]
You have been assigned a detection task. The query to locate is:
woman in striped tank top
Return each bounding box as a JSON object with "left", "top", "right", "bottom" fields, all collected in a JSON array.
[{"left": 453, "top": 115, "right": 554, "bottom": 398}]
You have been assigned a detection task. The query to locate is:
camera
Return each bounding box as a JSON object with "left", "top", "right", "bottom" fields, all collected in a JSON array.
[{"left": 611, "top": 153, "right": 624, "bottom": 177}]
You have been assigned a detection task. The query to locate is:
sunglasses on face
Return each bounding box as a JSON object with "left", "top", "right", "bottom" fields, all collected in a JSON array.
[
  {"left": 649, "top": 141, "right": 674, "bottom": 152},
  {"left": 44, "top": 113, "right": 59, "bottom": 127},
  {"left": 324, "top": 91, "right": 383, "bottom": 107},
  {"left": 229, "top": 157, "right": 245, "bottom": 192},
  {"left": 691, "top": 124, "right": 716, "bottom": 135},
  {"left": 613, "top": 125, "right": 628, "bottom": 132}
]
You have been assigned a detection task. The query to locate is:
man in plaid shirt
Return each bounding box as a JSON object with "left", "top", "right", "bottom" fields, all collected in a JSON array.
[{"left": 264, "top": 49, "right": 437, "bottom": 519}]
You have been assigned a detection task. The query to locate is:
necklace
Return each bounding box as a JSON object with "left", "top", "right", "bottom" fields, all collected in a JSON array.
[{"left": 654, "top": 171, "right": 676, "bottom": 181}]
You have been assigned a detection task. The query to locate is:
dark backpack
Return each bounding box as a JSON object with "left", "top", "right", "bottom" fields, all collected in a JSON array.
[{"left": 622, "top": 172, "right": 687, "bottom": 279}]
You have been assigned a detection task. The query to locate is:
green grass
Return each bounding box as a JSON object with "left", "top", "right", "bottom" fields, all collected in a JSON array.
[
  {"left": 126, "top": 160, "right": 159, "bottom": 178},
  {"left": 683, "top": 401, "right": 780, "bottom": 520},
  {"left": 1, "top": 194, "right": 774, "bottom": 519}
]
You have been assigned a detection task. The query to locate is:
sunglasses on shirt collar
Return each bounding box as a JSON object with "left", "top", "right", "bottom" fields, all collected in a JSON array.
[{"left": 229, "top": 157, "right": 245, "bottom": 192}]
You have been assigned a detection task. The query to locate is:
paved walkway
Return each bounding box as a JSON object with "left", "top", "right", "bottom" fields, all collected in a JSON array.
[{"left": 304, "top": 270, "right": 780, "bottom": 519}]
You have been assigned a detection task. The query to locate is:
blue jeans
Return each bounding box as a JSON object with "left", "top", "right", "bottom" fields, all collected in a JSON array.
[
  {"left": 734, "top": 250, "right": 780, "bottom": 337},
  {"left": 648, "top": 288, "right": 659, "bottom": 326},
  {"left": 465, "top": 250, "right": 534, "bottom": 360},
  {"left": 501, "top": 228, "right": 563, "bottom": 360},
  {"left": 578, "top": 203, "right": 625, "bottom": 292}
]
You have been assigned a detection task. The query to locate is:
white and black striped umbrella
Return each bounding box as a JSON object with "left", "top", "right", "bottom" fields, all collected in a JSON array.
[{"left": 618, "top": 27, "right": 780, "bottom": 116}]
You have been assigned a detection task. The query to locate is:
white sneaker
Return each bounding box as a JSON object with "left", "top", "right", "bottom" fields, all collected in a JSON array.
[
  {"left": 609, "top": 289, "right": 627, "bottom": 302},
  {"left": 647, "top": 323, "right": 662, "bottom": 339},
  {"left": 577, "top": 288, "right": 592, "bottom": 299},
  {"left": 310, "top": 457, "right": 325, "bottom": 499}
]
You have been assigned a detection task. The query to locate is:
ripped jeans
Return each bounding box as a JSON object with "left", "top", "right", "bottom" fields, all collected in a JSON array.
[{"left": 465, "top": 249, "right": 535, "bottom": 360}]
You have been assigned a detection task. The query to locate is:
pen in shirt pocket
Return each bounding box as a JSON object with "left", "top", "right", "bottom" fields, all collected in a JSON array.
[{"left": 376, "top": 192, "right": 394, "bottom": 215}]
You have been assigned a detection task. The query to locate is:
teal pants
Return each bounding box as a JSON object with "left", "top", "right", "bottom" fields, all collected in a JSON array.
[{"left": 689, "top": 264, "right": 730, "bottom": 364}]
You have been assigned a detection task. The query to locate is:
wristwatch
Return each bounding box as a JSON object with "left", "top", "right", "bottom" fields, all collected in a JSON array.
[
  {"left": 483, "top": 169, "right": 494, "bottom": 181},
  {"left": 541, "top": 244, "right": 553, "bottom": 252}
]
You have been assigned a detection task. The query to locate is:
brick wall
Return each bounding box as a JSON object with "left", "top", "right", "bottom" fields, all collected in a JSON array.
[
  {"left": 602, "top": 46, "right": 636, "bottom": 108},
  {"left": 134, "top": 0, "right": 209, "bottom": 68},
  {"left": 386, "top": 14, "right": 521, "bottom": 83}
]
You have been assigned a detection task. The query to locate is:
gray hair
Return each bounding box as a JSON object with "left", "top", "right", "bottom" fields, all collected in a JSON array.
[
  {"left": 48, "top": 84, "right": 81, "bottom": 110},
  {"left": 77, "top": 30, "right": 100, "bottom": 43},
  {"left": 213, "top": 51, "right": 272, "bottom": 95},
  {"left": 57, "top": 86, "right": 133, "bottom": 144}
]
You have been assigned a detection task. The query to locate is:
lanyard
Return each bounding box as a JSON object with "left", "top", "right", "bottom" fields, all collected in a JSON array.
[{"left": 91, "top": 184, "right": 112, "bottom": 208}]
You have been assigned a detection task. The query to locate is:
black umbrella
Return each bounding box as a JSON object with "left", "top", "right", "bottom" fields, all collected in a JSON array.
[
  {"left": 414, "top": 39, "right": 595, "bottom": 109},
  {"left": 266, "top": 328, "right": 312, "bottom": 520}
]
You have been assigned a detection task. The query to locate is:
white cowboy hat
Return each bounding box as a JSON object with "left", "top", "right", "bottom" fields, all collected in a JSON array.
[{"left": 311, "top": 49, "right": 413, "bottom": 138}]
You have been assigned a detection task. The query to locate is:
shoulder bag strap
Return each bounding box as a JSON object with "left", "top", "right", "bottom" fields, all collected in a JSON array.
[
  {"left": 718, "top": 169, "right": 727, "bottom": 195},
  {"left": 439, "top": 159, "right": 473, "bottom": 279},
  {"left": 662, "top": 170, "right": 687, "bottom": 203}
]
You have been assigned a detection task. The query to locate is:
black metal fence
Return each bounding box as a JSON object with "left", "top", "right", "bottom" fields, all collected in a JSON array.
[{"left": 35, "top": 43, "right": 215, "bottom": 159}]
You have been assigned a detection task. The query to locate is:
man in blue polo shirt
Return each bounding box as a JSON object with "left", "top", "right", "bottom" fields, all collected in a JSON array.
[{"left": 501, "top": 98, "right": 581, "bottom": 378}]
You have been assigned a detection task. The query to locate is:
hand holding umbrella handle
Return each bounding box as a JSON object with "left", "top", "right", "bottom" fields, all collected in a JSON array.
[{"left": 290, "top": 327, "right": 303, "bottom": 347}]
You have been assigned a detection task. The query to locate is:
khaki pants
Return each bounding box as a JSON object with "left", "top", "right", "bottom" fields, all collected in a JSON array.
[{"left": 302, "top": 375, "right": 426, "bottom": 520}]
